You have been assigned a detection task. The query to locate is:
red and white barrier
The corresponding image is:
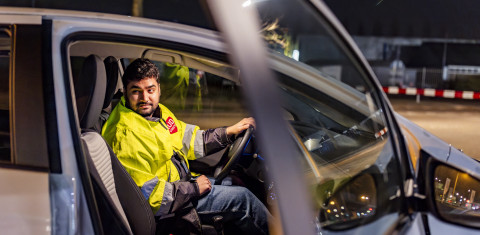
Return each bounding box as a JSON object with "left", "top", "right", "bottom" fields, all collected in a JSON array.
[{"left": 382, "top": 86, "right": 480, "bottom": 100}]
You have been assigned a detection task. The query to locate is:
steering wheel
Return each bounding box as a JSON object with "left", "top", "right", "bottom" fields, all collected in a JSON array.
[{"left": 214, "top": 125, "right": 254, "bottom": 184}]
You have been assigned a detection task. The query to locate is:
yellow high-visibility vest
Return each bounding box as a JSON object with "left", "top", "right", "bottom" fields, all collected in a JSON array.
[{"left": 102, "top": 96, "right": 201, "bottom": 215}]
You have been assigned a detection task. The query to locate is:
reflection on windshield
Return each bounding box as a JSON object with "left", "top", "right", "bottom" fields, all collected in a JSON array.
[
  {"left": 256, "top": 0, "right": 370, "bottom": 92},
  {"left": 279, "top": 75, "right": 387, "bottom": 169},
  {"left": 254, "top": 0, "right": 403, "bottom": 231},
  {"left": 318, "top": 174, "right": 377, "bottom": 228}
]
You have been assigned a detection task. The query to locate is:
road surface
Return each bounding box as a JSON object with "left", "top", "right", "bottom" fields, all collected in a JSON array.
[{"left": 390, "top": 97, "right": 480, "bottom": 160}]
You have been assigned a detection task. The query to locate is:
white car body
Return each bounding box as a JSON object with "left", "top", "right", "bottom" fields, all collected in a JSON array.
[{"left": 1, "top": 1, "right": 480, "bottom": 234}]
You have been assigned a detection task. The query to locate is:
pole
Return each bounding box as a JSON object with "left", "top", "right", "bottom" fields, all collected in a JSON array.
[
  {"left": 417, "top": 67, "right": 426, "bottom": 103},
  {"left": 453, "top": 172, "right": 459, "bottom": 203},
  {"left": 132, "top": 0, "right": 143, "bottom": 17}
]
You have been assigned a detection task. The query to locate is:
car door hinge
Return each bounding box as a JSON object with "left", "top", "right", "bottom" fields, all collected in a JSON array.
[
  {"left": 404, "top": 178, "right": 426, "bottom": 199},
  {"left": 413, "top": 193, "right": 426, "bottom": 199},
  {"left": 404, "top": 178, "right": 414, "bottom": 197}
]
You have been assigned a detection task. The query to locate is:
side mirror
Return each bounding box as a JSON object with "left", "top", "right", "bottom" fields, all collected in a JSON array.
[
  {"left": 428, "top": 161, "right": 480, "bottom": 228},
  {"left": 317, "top": 173, "right": 377, "bottom": 230}
]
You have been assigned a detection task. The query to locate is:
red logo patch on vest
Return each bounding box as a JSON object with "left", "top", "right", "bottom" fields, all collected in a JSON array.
[{"left": 166, "top": 117, "right": 178, "bottom": 134}]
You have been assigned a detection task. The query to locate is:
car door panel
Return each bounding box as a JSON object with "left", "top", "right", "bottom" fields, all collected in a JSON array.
[
  {"left": 0, "top": 16, "right": 51, "bottom": 235},
  {"left": 0, "top": 168, "right": 49, "bottom": 234}
]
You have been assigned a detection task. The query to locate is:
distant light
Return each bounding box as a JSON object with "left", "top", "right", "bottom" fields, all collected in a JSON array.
[
  {"left": 242, "top": 0, "right": 252, "bottom": 7},
  {"left": 327, "top": 209, "right": 331, "bottom": 213},
  {"left": 292, "top": 50, "right": 300, "bottom": 61},
  {"left": 333, "top": 209, "right": 337, "bottom": 212},
  {"left": 330, "top": 201, "right": 335, "bottom": 205},
  {"left": 340, "top": 206, "right": 344, "bottom": 210}
]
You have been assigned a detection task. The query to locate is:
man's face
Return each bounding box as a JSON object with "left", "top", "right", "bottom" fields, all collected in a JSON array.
[{"left": 125, "top": 77, "right": 160, "bottom": 117}]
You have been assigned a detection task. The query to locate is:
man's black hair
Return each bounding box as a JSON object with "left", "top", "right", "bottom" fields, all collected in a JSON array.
[{"left": 122, "top": 58, "right": 160, "bottom": 89}]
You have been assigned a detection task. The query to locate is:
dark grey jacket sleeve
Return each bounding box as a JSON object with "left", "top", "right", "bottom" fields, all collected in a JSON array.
[
  {"left": 203, "top": 127, "right": 233, "bottom": 156},
  {"left": 169, "top": 181, "right": 200, "bottom": 213}
]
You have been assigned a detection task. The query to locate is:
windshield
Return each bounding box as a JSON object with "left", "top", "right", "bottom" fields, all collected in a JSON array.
[{"left": 253, "top": 0, "right": 404, "bottom": 231}]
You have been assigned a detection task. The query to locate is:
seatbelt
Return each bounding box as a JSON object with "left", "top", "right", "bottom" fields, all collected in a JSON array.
[{"left": 172, "top": 151, "right": 192, "bottom": 181}]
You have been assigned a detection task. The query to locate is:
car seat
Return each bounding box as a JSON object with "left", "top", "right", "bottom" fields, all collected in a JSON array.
[{"left": 74, "top": 54, "right": 156, "bottom": 235}]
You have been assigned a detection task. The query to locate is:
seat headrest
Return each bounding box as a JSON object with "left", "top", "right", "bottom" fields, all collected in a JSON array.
[
  {"left": 103, "top": 56, "right": 119, "bottom": 109},
  {"left": 75, "top": 54, "right": 107, "bottom": 129}
]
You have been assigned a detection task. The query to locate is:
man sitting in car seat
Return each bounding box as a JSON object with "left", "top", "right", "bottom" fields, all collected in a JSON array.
[{"left": 102, "top": 58, "right": 270, "bottom": 234}]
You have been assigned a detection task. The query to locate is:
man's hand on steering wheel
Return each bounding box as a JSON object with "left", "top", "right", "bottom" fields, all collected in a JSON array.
[
  {"left": 226, "top": 117, "right": 256, "bottom": 136},
  {"left": 214, "top": 117, "right": 256, "bottom": 184}
]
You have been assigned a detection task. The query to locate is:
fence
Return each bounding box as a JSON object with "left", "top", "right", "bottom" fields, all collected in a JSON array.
[
  {"left": 372, "top": 65, "right": 480, "bottom": 100},
  {"left": 372, "top": 66, "right": 444, "bottom": 89}
]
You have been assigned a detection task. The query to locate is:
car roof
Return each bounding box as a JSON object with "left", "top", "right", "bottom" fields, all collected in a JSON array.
[{"left": 0, "top": 7, "right": 218, "bottom": 36}]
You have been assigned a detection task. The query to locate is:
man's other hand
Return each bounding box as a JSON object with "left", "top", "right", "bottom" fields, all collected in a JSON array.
[
  {"left": 226, "top": 117, "right": 256, "bottom": 136},
  {"left": 196, "top": 175, "right": 212, "bottom": 196}
]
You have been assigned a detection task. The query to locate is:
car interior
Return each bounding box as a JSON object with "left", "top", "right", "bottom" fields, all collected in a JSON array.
[
  {"left": 69, "top": 37, "right": 398, "bottom": 233},
  {"left": 69, "top": 40, "right": 271, "bottom": 234}
]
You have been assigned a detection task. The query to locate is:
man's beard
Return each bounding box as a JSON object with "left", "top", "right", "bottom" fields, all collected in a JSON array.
[
  {"left": 126, "top": 99, "right": 155, "bottom": 117},
  {"left": 137, "top": 103, "right": 154, "bottom": 117}
]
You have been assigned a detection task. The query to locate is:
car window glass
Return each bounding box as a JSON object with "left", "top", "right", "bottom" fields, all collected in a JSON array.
[
  {"left": 253, "top": 0, "right": 403, "bottom": 231},
  {"left": 0, "top": 27, "right": 10, "bottom": 162},
  {"left": 158, "top": 61, "right": 248, "bottom": 128},
  {"left": 256, "top": 3, "right": 369, "bottom": 92}
]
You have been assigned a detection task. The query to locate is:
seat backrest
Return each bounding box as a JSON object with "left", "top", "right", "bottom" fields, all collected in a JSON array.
[
  {"left": 75, "top": 54, "right": 106, "bottom": 130},
  {"left": 95, "top": 56, "right": 123, "bottom": 132},
  {"left": 82, "top": 131, "right": 156, "bottom": 235},
  {"left": 103, "top": 56, "right": 120, "bottom": 111},
  {"left": 75, "top": 54, "right": 156, "bottom": 235},
  {"left": 82, "top": 131, "right": 133, "bottom": 234}
]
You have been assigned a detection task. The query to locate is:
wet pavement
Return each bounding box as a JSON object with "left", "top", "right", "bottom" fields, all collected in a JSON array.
[{"left": 389, "top": 96, "right": 480, "bottom": 160}]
